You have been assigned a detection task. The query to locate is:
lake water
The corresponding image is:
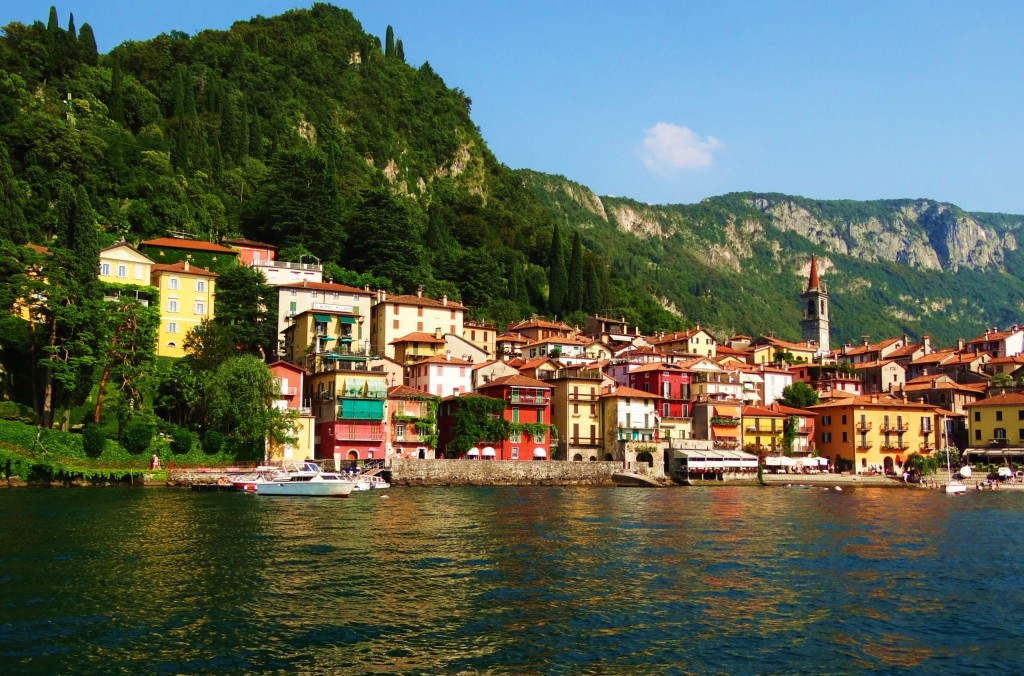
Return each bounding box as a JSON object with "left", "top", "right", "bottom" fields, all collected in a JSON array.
[{"left": 1, "top": 485, "right": 1023, "bottom": 674}]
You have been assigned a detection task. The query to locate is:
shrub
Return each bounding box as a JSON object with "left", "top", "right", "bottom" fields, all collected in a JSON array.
[
  {"left": 202, "top": 429, "right": 225, "bottom": 455},
  {"left": 170, "top": 426, "right": 196, "bottom": 455},
  {"left": 0, "top": 401, "right": 36, "bottom": 423},
  {"left": 122, "top": 417, "right": 156, "bottom": 455},
  {"left": 82, "top": 424, "right": 107, "bottom": 458}
]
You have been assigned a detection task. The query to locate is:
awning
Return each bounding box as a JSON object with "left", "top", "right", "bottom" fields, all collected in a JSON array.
[
  {"left": 337, "top": 316, "right": 356, "bottom": 325},
  {"left": 895, "top": 455, "right": 903, "bottom": 463},
  {"left": 714, "top": 405, "right": 740, "bottom": 417},
  {"left": 711, "top": 425, "right": 740, "bottom": 438},
  {"left": 466, "top": 447, "right": 480, "bottom": 457},
  {"left": 482, "top": 447, "right": 496, "bottom": 457},
  {"left": 313, "top": 313, "right": 331, "bottom": 323},
  {"left": 533, "top": 447, "right": 546, "bottom": 458}
]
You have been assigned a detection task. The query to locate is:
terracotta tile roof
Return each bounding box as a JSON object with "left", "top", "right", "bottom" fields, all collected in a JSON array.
[
  {"left": 413, "top": 354, "right": 474, "bottom": 366},
  {"left": 910, "top": 349, "right": 957, "bottom": 365},
  {"left": 965, "top": 391, "right": 1024, "bottom": 407},
  {"left": 967, "top": 329, "right": 1020, "bottom": 344},
  {"left": 770, "top": 403, "right": 818, "bottom": 416},
  {"left": 151, "top": 261, "right": 218, "bottom": 277},
  {"left": 886, "top": 343, "right": 924, "bottom": 359},
  {"left": 809, "top": 393, "right": 937, "bottom": 410},
  {"left": 518, "top": 357, "right": 559, "bottom": 371},
  {"left": 507, "top": 318, "right": 573, "bottom": 332},
  {"left": 26, "top": 243, "right": 51, "bottom": 254},
  {"left": 629, "top": 362, "right": 688, "bottom": 374},
  {"left": 715, "top": 345, "right": 749, "bottom": 356},
  {"left": 477, "top": 374, "right": 551, "bottom": 390},
  {"left": 496, "top": 332, "right": 529, "bottom": 343},
  {"left": 851, "top": 360, "right": 904, "bottom": 370},
  {"left": 388, "top": 384, "right": 438, "bottom": 398},
  {"left": 278, "top": 280, "right": 372, "bottom": 295},
  {"left": 381, "top": 293, "right": 466, "bottom": 310},
  {"left": 742, "top": 405, "right": 785, "bottom": 418},
  {"left": 601, "top": 385, "right": 661, "bottom": 399},
  {"left": 140, "top": 237, "right": 237, "bottom": 254},
  {"left": 988, "top": 355, "right": 1024, "bottom": 365},
  {"left": 391, "top": 332, "right": 447, "bottom": 345}
]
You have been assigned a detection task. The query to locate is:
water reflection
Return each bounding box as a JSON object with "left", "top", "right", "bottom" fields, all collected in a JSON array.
[{"left": 2, "top": 486, "right": 1024, "bottom": 672}]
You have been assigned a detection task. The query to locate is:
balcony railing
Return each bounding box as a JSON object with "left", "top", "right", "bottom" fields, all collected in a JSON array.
[
  {"left": 856, "top": 421, "right": 873, "bottom": 431},
  {"left": 567, "top": 437, "right": 601, "bottom": 447},
  {"left": 568, "top": 392, "right": 600, "bottom": 402},
  {"left": 508, "top": 393, "right": 551, "bottom": 405},
  {"left": 880, "top": 422, "right": 909, "bottom": 433},
  {"left": 920, "top": 425, "right": 933, "bottom": 435},
  {"left": 856, "top": 442, "right": 874, "bottom": 451},
  {"left": 257, "top": 260, "right": 323, "bottom": 272},
  {"left": 280, "top": 387, "right": 297, "bottom": 396}
]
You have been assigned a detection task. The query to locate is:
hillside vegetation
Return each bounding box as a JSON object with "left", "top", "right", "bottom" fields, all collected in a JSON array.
[{"left": 3, "top": 3, "right": 1023, "bottom": 349}]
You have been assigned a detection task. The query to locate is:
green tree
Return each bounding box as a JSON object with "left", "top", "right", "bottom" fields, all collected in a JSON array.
[
  {"left": 206, "top": 355, "right": 295, "bottom": 460},
  {"left": 396, "top": 39, "right": 405, "bottom": 62},
  {"left": 213, "top": 264, "right": 275, "bottom": 358},
  {"left": 566, "top": 230, "right": 584, "bottom": 313},
  {"left": 778, "top": 381, "right": 820, "bottom": 409},
  {"left": 0, "top": 143, "right": 29, "bottom": 244},
  {"left": 385, "top": 25, "right": 395, "bottom": 58},
  {"left": 547, "top": 222, "right": 568, "bottom": 315},
  {"left": 77, "top": 23, "right": 97, "bottom": 66},
  {"left": 92, "top": 288, "right": 160, "bottom": 422},
  {"left": 344, "top": 187, "right": 427, "bottom": 293}
]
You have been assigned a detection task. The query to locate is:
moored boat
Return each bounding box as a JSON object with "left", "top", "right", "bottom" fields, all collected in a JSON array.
[{"left": 255, "top": 462, "right": 359, "bottom": 497}]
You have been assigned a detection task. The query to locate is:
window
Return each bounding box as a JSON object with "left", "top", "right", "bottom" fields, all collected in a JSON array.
[
  {"left": 169, "top": 277, "right": 178, "bottom": 290},
  {"left": 994, "top": 428, "right": 1007, "bottom": 440},
  {"left": 822, "top": 415, "right": 832, "bottom": 426},
  {"left": 393, "top": 320, "right": 399, "bottom": 330},
  {"left": 975, "top": 429, "right": 982, "bottom": 441},
  {"left": 396, "top": 424, "right": 405, "bottom": 441},
  {"left": 1019, "top": 410, "right": 1024, "bottom": 421},
  {"left": 842, "top": 432, "right": 848, "bottom": 442},
  {"left": 168, "top": 299, "right": 178, "bottom": 313},
  {"left": 511, "top": 447, "right": 519, "bottom": 459},
  {"left": 534, "top": 430, "right": 545, "bottom": 443},
  {"left": 195, "top": 301, "right": 206, "bottom": 315},
  {"left": 116, "top": 264, "right": 127, "bottom": 278},
  {"left": 842, "top": 415, "right": 847, "bottom": 425},
  {"left": 974, "top": 411, "right": 981, "bottom": 422},
  {"left": 195, "top": 280, "right": 206, "bottom": 292},
  {"left": 417, "top": 307, "right": 423, "bottom": 317},
  {"left": 512, "top": 408, "right": 519, "bottom": 423},
  {"left": 99, "top": 262, "right": 110, "bottom": 275},
  {"left": 167, "top": 322, "right": 178, "bottom": 334},
  {"left": 134, "top": 265, "right": 143, "bottom": 280},
  {"left": 996, "top": 411, "right": 1003, "bottom": 421},
  {"left": 664, "top": 403, "right": 670, "bottom": 417},
  {"left": 510, "top": 430, "right": 522, "bottom": 443},
  {"left": 821, "top": 432, "right": 832, "bottom": 443}
]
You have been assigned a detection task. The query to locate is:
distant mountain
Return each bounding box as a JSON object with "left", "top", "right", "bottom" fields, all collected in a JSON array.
[
  {"left": 2, "top": 3, "right": 1021, "bottom": 347},
  {"left": 518, "top": 170, "right": 1024, "bottom": 345}
]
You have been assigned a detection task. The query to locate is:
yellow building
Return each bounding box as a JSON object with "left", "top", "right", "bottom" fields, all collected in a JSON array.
[
  {"left": 150, "top": 261, "right": 217, "bottom": 358},
  {"left": 538, "top": 366, "right": 604, "bottom": 461},
  {"left": 965, "top": 392, "right": 1024, "bottom": 450},
  {"left": 463, "top": 321, "right": 496, "bottom": 360},
  {"left": 98, "top": 242, "right": 154, "bottom": 286},
  {"left": 809, "top": 393, "right": 950, "bottom": 475},
  {"left": 282, "top": 308, "right": 364, "bottom": 371},
  {"left": 370, "top": 289, "right": 466, "bottom": 359},
  {"left": 740, "top": 405, "right": 786, "bottom": 454}
]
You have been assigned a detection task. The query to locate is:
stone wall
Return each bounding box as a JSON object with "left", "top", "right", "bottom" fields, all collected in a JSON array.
[{"left": 390, "top": 458, "right": 622, "bottom": 486}]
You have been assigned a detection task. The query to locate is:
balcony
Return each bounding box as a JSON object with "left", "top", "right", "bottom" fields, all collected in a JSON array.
[
  {"left": 280, "top": 386, "right": 297, "bottom": 396},
  {"left": 568, "top": 392, "right": 600, "bottom": 402},
  {"left": 617, "top": 428, "right": 655, "bottom": 442},
  {"left": 880, "top": 422, "right": 909, "bottom": 433},
  {"left": 856, "top": 421, "right": 873, "bottom": 432},
  {"left": 919, "top": 443, "right": 935, "bottom": 452},
  {"left": 333, "top": 427, "right": 384, "bottom": 442},
  {"left": 856, "top": 442, "right": 874, "bottom": 451},
  {"left": 103, "top": 290, "right": 151, "bottom": 306},
  {"left": 921, "top": 425, "right": 933, "bottom": 435},
  {"left": 508, "top": 392, "right": 551, "bottom": 405},
  {"left": 713, "top": 439, "right": 740, "bottom": 449},
  {"left": 257, "top": 260, "right": 323, "bottom": 272},
  {"left": 395, "top": 402, "right": 430, "bottom": 418},
  {"left": 567, "top": 437, "right": 601, "bottom": 447}
]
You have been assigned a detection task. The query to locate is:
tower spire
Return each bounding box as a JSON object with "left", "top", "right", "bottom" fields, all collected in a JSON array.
[{"left": 807, "top": 254, "right": 820, "bottom": 291}]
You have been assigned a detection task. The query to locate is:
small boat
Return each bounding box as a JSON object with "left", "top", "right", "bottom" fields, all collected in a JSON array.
[
  {"left": 256, "top": 462, "right": 359, "bottom": 497},
  {"left": 229, "top": 466, "right": 279, "bottom": 492},
  {"left": 942, "top": 442, "right": 968, "bottom": 495},
  {"left": 353, "top": 472, "right": 390, "bottom": 491}
]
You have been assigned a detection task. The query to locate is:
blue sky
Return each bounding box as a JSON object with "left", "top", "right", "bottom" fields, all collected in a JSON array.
[{"left": 8, "top": 1, "right": 1024, "bottom": 213}]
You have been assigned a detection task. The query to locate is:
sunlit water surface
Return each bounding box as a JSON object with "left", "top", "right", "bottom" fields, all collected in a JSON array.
[{"left": 2, "top": 486, "right": 1023, "bottom": 674}]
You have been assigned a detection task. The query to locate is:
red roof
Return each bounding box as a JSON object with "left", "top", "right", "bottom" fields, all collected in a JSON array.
[
  {"left": 379, "top": 293, "right": 466, "bottom": 310},
  {"left": 807, "top": 254, "right": 820, "bottom": 290},
  {"left": 391, "top": 332, "right": 446, "bottom": 345},
  {"left": 139, "top": 237, "right": 237, "bottom": 254},
  {"left": 477, "top": 374, "right": 551, "bottom": 390},
  {"left": 414, "top": 354, "right": 474, "bottom": 366},
  {"left": 151, "top": 261, "right": 218, "bottom": 277},
  {"left": 278, "top": 280, "right": 372, "bottom": 295},
  {"left": 966, "top": 392, "right": 1024, "bottom": 407},
  {"left": 222, "top": 237, "right": 277, "bottom": 249},
  {"left": 387, "top": 385, "right": 438, "bottom": 398},
  {"left": 601, "top": 386, "right": 661, "bottom": 399}
]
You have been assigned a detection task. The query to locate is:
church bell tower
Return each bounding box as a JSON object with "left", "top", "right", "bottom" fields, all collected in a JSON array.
[{"left": 800, "top": 255, "right": 830, "bottom": 356}]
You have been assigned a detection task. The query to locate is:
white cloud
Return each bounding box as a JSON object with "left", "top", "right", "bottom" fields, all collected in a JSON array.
[{"left": 639, "top": 123, "right": 722, "bottom": 175}]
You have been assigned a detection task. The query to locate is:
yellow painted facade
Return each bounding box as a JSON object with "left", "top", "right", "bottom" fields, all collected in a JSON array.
[
  {"left": 98, "top": 243, "right": 154, "bottom": 285},
  {"left": 740, "top": 407, "right": 785, "bottom": 454},
  {"left": 151, "top": 262, "right": 217, "bottom": 358},
  {"left": 810, "top": 394, "right": 945, "bottom": 474},
  {"left": 965, "top": 392, "right": 1024, "bottom": 448}
]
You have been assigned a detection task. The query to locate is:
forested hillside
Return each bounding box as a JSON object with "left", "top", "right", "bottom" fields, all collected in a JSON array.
[
  {"left": 3, "top": 2, "right": 1024, "bottom": 350},
  {"left": 0, "top": 3, "right": 682, "bottom": 333}
]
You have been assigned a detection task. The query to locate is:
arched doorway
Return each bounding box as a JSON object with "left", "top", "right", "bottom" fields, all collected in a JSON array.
[
  {"left": 883, "top": 456, "right": 894, "bottom": 475},
  {"left": 637, "top": 451, "right": 654, "bottom": 467},
  {"left": 603, "top": 453, "right": 614, "bottom": 461},
  {"left": 573, "top": 453, "right": 583, "bottom": 462},
  {"left": 347, "top": 450, "right": 359, "bottom": 460}
]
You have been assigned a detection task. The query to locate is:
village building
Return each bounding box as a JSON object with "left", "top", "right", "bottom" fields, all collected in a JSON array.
[
  {"left": 462, "top": 321, "right": 496, "bottom": 360},
  {"left": 584, "top": 315, "right": 644, "bottom": 350},
  {"left": 902, "top": 374, "right": 985, "bottom": 416},
  {"left": 538, "top": 366, "right": 604, "bottom": 461},
  {"left": 852, "top": 360, "right": 906, "bottom": 394},
  {"left": 808, "top": 393, "right": 954, "bottom": 475},
  {"left": 281, "top": 307, "right": 364, "bottom": 372},
  {"left": 390, "top": 330, "right": 447, "bottom": 365},
  {"left": 371, "top": 288, "right": 466, "bottom": 360},
  {"left": 308, "top": 359, "right": 388, "bottom": 464},
  {"left": 627, "top": 362, "right": 694, "bottom": 446},
  {"left": 600, "top": 385, "right": 661, "bottom": 467},
  {"left": 769, "top": 402, "right": 818, "bottom": 455},
  {"left": 691, "top": 399, "right": 743, "bottom": 451},
  {"left": 740, "top": 405, "right": 787, "bottom": 455},
  {"left": 150, "top": 261, "right": 217, "bottom": 358},
  {"left": 405, "top": 353, "right": 474, "bottom": 398},
  {"left": 964, "top": 325, "right": 1024, "bottom": 359},
  {"left": 649, "top": 327, "right": 718, "bottom": 359},
  {"left": 963, "top": 391, "right": 1024, "bottom": 467},
  {"left": 139, "top": 237, "right": 238, "bottom": 269},
  {"left": 495, "top": 332, "right": 529, "bottom": 360},
  {"left": 275, "top": 281, "right": 374, "bottom": 360},
  {"left": 385, "top": 385, "right": 439, "bottom": 460},
  {"left": 472, "top": 359, "right": 521, "bottom": 390},
  {"left": 505, "top": 317, "right": 574, "bottom": 342},
  {"left": 267, "top": 360, "right": 315, "bottom": 464},
  {"left": 223, "top": 238, "right": 323, "bottom": 286}
]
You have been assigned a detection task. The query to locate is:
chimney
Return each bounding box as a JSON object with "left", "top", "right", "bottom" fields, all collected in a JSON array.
[
  {"left": 434, "top": 327, "right": 442, "bottom": 340},
  {"left": 417, "top": 286, "right": 423, "bottom": 298},
  {"left": 871, "top": 395, "right": 878, "bottom": 403},
  {"left": 364, "top": 284, "right": 370, "bottom": 292},
  {"left": 923, "top": 335, "right": 932, "bottom": 354},
  {"left": 957, "top": 338, "right": 964, "bottom": 351},
  {"left": 442, "top": 294, "right": 448, "bottom": 306},
  {"left": 183, "top": 260, "right": 190, "bottom": 272},
  {"left": 861, "top": 335, "right": 870, "bottom": 346},
  {"left": 445, "top": 349, "right": 451, "bottom": 362}
]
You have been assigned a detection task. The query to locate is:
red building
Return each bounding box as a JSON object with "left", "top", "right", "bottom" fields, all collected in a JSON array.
[
  {"left": 437, "top": 375, "right": 553, "bottom": 461},
  {"left": 627, "top": 362, "right": 693, "bottom": 419}
]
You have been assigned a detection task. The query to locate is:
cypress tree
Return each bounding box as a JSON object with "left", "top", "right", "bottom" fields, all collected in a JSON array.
[
  {"left": 583, "top": 252, "right": 609, "bottom": 314},
  {"left": 385, "top": 25, "right": 395, "bottom": 58},
  {"left": 547, "top": 222, "right": 568, "bottom": 315},
  {"left": 566, "top": 231, "right": 584, "bottom": 312},
  {"left": 67, "top": 13, "right": 76, "bottom": 39},
  {"left": 507, "top": 257, "right": 528, "bottom": 305},
  {"left": 109, "top": 58, "right": 125, "bottom": 125},
  {"left": 0, "top": 144, "right": 29, "bottom": 244},
  {"left": 396, "top": 39, "right": 405, "bottom": 63},
  {"left": 78, "top": 23, "right": 98, "bottom": 66},
  {"left": 47, "top": 6, "right": 59, "bottom": 34}
]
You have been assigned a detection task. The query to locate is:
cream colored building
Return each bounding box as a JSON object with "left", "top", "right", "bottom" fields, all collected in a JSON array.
[
  {"left": 370, "top": 289, "right": 466, "bottom": 360},
  {"left": 98, "top": 243, "right": 154, "bottom": 286}
]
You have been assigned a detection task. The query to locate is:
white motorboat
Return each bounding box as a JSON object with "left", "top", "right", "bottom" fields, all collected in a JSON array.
[
  {"left": 942, "top": 439, "right": 967, "bottom": 495},
  {"left": 256, "top": 462, "right": 359, "bottom": 497},
  {"left": 353, "top": 474, "right": 391, "bottom": 491}
]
